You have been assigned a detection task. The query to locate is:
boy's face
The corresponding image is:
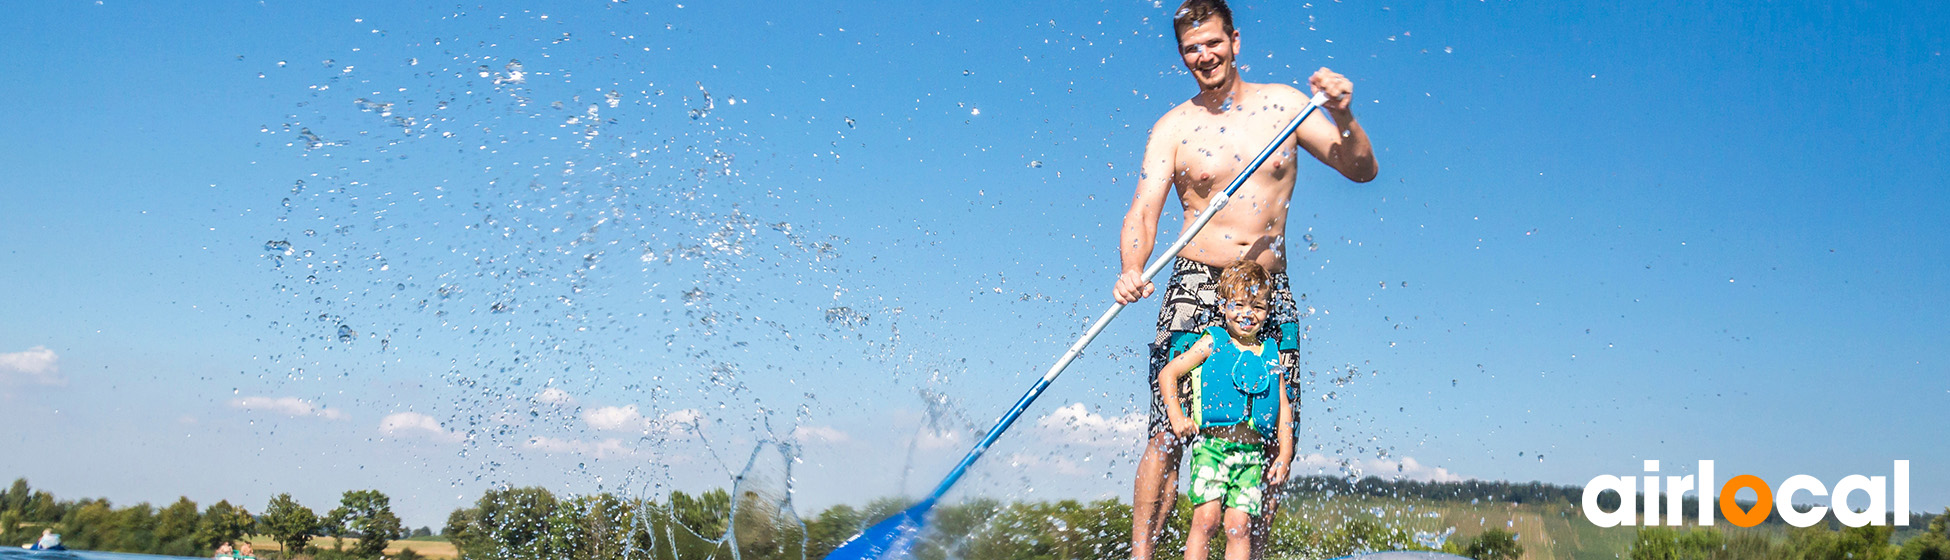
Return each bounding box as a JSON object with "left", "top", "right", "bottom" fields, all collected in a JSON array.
[{"left": 1219, "top": 291, "right": 1270, "bottom": 338}]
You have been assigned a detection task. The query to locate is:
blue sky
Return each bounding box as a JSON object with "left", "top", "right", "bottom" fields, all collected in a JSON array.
[{"left": 1, "top": 0, "right": 1946, "bottom": 530}]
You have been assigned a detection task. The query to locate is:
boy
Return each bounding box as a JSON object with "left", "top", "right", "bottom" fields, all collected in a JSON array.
[{"left": 1158, "top": 260, "right": 1294, "bottom": 560}]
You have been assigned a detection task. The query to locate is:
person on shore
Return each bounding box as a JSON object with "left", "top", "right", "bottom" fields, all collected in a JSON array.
[
  {"left": 1157, "top": 261, "right": 1294, "bottom": 560},
  {"left": 1116, "top": 0, "right": 1377, "bottom": 558}
]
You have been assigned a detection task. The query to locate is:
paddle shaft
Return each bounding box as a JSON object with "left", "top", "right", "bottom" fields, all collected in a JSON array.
[{"left": 926, "top": 91, "right": 1330, "bottom": 501}]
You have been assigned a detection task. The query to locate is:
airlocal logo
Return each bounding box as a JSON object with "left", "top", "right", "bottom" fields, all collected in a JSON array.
[{"left": 1583, "top": 460, "right": 1911, "bottom": 528}]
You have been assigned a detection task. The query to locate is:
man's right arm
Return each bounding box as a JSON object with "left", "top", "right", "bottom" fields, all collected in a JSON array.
[{"left": 1113, "top": 116, "right": 1180, "bottom": 304}]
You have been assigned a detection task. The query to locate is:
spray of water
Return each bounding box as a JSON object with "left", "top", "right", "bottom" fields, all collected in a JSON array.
[{"left": 246, "top": 5, "right": 1451, "bottom": 560}]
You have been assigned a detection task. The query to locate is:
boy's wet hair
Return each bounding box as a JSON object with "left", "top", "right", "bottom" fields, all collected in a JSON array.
[
  {"left": 1173, "top": 0, "right": 1235, "bottom": 41},
  {"left": 1215, "top": 259, "right": 1271, "bottom": 304}
]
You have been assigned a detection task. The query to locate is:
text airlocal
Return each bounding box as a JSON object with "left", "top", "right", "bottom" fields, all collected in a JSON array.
[{"left": 1582, "top": 460, "right": 1911, "bottom": 528}]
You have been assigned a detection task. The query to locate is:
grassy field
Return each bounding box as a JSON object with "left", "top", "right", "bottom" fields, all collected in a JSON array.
[
  {"left": 1279, "top": 495, "right": 1642, "bottom": 560},
  {"left": 244, "top": 536, "right": 456, "bottom": 559}
]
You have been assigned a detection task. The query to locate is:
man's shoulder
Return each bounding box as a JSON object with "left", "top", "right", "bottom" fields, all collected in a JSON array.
[
  {"left": 1245, "top": 81, "right": 1308, "bottom": 102},
  {"left": 1144, "top": 101, "right": 1203, "bottom": 147},
  {"left": 1153, "top": 99, "right": 1201, "bottom": 126}
]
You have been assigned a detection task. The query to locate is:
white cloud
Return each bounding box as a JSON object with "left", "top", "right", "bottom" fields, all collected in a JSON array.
[
  {"left": 379, "top": 412, "right": 463, "bottom": 442},
  {"left": 526, "top": 436, "right": 629, "bottom": 458},
  {"left": 1005, "top": 452, "right": 1090, "bottom": 476},
  {"left": 584, "top": 404, "right": 648, "bottom": 431},
  {"left": 1291, "top": 454, "right": 1463, "bottom": 483},
  {"left": 920, "top": 429, "right": 967, "bottom": 452},
  {"left": 1033, "top": 403, "right": 1146, "bottom": 449},
  {"left": 648, "top": 409, "right": 703, "bottom": 436},
  {"left": 0, "top": 346, "right": 64, "bottom": 386},
  {"left": 535, "top": 387, "right": 574, "bottom": 405},
  {"left": 791, "top": 425, "right": 851, "bottom": 444},
  {"left": 583, "top": 405, "right": 701, "bottom": 435},
  {"left": 229, "top": 396, "right": 346, "bottom": 420}
]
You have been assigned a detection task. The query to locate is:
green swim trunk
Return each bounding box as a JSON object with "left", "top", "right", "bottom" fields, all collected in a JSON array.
[{"left": 1187, "top": 437, "right": 1267, "bottom": 516}]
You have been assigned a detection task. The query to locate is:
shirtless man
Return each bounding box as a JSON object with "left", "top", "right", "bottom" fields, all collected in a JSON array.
[{"left": 1118, "top": 1, "right": 1376, "bottom": 558}]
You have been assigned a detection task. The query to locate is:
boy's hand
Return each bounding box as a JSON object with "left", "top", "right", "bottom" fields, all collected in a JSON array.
[
  {"left": 1168, "top": 414, "right": 1197, "bottom": 439},
  {"left": 1268, "top": 461, "right": 1290, "bottom": 485}
]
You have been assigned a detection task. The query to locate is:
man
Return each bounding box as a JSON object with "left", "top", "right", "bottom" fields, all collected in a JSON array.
[{"left": 1117, "top": 1, "right": 1376, "bottom": 558}]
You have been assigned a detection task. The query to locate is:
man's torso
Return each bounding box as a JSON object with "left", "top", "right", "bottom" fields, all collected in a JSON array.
[{"left": 1158, "top": 82, "right": 1311, "bottom": 272}]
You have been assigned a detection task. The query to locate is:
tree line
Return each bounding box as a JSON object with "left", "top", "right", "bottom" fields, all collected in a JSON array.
[
  {"left": 0, "top": 478, "right": 411, "bottom": 559},
  {"left": 15, "top": 473, "right": 1947, "bottom": 560},
  {"left": 1626, "top": 512, "right": 1950, "bottom": 560},
  {"left": 436, "top": 484, "right": 1520, "bottom": 560}
]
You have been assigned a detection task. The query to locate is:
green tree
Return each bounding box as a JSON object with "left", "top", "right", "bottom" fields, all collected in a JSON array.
[
  {"left": 1784, "top": 523, "right": 1895, "bottom": 560},
  {"left": 322, "top": 506, "right": 348, "bottom": 552},
  {"left": 261, "top": 493, "right": 320, "bottom": 558},
  {"left": 155, "top": 497, "right": 202, "bottom": 556},
  {"left": 669, "top": 489, "right": 732, "bottom": 538},
  {"left": 1461, "top": 528, "right": 1523, "bottom": 560},
  {"left": 328, "top": 490, "right": 404, "bottom": 559},
  {"left": 194, "top": 500, "right": 256, "bottom": 552},
  {"left": 1897, "top": 508, "right": 1950, "bottom": 560},
  {"left": 567, "top": 493, "right": 632, "bottom": 560},
  {"left": 1, "top": 479, "right": 30, "bottom": 515},
  {"left": 442, "top": 507, "right": 481, "bottom": 558},
  {"left": 805, "top": 504, "right": 863, "bottom": 559},
  {"left": 450, "top": 486, "right": 557, "bottom": 560},
  {"left": 109, "top": 503, "right": 161, "bottom": 553}
]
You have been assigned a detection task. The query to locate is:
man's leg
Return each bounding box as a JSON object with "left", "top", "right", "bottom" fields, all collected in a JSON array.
[
  {"left": 1249, "top": 451, "right": 1283, "bottom": 560},
  {"left": 1248, "top": 367, "right": 1299, "bottom": 560},
  {"left": 1249, "top": 274, "right": 1303, "bottom": 560},
  {"left": 1132, "top": 429, "right": 1186, "bottom": 560},
  {"left": 1137, "top": 260, "right": 1217, "bottom": 560}
]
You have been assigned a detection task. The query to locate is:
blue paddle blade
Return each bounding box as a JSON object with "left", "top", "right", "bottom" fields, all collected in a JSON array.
[
  {"left": 1333, "top": 552, "right": 1472, "bottom": 560},
  {"left": 823, "top": 498, "right": 937, "bottom": 560}
]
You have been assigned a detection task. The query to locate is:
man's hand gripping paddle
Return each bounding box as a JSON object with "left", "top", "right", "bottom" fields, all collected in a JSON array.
[{"left": 823, "top": 91, "right": 1332, "bottom": 560}]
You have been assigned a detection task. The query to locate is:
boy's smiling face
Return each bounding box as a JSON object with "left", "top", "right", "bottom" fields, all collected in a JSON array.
[{"left": 1219, "top": 291, "right": 1269, "bottom": 340}]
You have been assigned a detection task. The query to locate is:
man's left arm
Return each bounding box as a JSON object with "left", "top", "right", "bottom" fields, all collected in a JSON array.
[{"left": 1294, "top": 67, "right": 1377, "bottom": 183}]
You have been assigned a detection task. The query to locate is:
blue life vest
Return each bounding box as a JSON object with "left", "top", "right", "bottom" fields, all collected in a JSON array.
[{"left": 1195, "top": 326, "right": 1282, "bottom": 439}]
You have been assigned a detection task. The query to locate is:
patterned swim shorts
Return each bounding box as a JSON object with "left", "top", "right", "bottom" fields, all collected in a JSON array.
[{"left": 1187, "top": 437, "right": 1268, "bottom": 516}]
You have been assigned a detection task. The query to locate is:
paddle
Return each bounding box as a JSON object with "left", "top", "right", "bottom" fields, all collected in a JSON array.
[{"left": 823, "top": 91, "right": 1333, "bottom": 560}]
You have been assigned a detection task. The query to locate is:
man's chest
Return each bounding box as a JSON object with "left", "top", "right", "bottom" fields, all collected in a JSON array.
[{"left": 1174, "top": 118, "right": 1296, "bottom": 190}]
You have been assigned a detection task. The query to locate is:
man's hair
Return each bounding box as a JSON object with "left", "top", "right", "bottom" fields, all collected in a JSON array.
[
  {"left": 1215, "top": 259, "right": 1271, "bottom": 304},
  {"left": 1173, "top": 0, "right": 1235, "bottom": 41}
]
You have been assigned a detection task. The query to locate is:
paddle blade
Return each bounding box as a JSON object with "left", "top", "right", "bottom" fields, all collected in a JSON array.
[
  {"left": 822, "top": 498, "right": 937, "bottom": 560},
  {"left": 1333, "top": 552, "right": 1472, "bottom": 560}
]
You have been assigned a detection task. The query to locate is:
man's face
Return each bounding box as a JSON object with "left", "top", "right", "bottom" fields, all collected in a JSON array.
[{"left": 1177, "top": 16, "right": 1239, "bottom": 92}]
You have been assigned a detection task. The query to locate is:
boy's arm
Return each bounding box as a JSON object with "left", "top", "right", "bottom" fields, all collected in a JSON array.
[
  {"left": 1157, "top": 336, "right": 1214, "bottom": 434},
  {"left": 1273, "top": 370, "right": 1296, "bottom": 481}
]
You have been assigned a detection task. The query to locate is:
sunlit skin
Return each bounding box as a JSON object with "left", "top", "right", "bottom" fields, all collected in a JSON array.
[
  {"left": 1124, "top": 14, "right": 1378, "bottom": 560},
  {"left": 1155, "top": 293, "right": 1294, "bottom": 560},
  {"left": 1114, "top": 18, "right": 1378, "bottom": 304}
]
